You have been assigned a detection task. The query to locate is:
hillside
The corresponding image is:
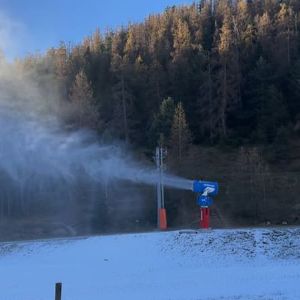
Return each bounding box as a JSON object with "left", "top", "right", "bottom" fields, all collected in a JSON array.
[{"left": 1, "top": 0, "right": 300, "bottom": 233}]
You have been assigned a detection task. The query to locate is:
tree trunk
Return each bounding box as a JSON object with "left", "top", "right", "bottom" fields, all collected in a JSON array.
[
  {"left": 287, "top": 26, "right": 291, "bottom": 66},
  {"left": 221, "top": 63, "right": 227, "bottom": 137},
  {"left": 208, "top": 55, "right": 214, "bottom": 143},
  {"left": 121, "top": 73, "right": 129, "bottom": 144}
]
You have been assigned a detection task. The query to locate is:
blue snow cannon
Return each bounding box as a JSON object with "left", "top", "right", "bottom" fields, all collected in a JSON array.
[
  {"left": 193, "top": 180, "right": 219, "bottom": 208},
  {"left": 192, "top": 180, "right": 219, "bottom": 196}
]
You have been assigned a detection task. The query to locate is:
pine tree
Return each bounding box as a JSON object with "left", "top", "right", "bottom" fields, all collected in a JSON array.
[
  {"left": 124, "top": 24, "right": 147, "bottom": 64},
  {"left": 276, "top": 3, "right": 296, "bottom": 68},
  {"left": 69, "top": 70, "right": 99, "bottom": 129},
  {"left": 197, "top": 51, "right": 218, "bottom": 142},
  {"left": 235, "top": 0, "right": 256, "bottom": 53},
  {"left": 47, "top": 42, "right": 70, "bottom": 98},
  {"left": 216, "top": 9, "right": 241, "bottom": 138},
  {"left": 55, "top": 41, "right": 69, "bottom": 81},
  {"left": 256, "top": 12, "right": 274, "bottom": 60},
  {"left": 92, "top": 28, "right": 102, "bottom": 54},
  {"left": 169, "top": 102, "right": 192, "bottom": 161},
  {"left": 172, "top": 18, "right": 192, "bottom": 62},
  {"left": 146, "top": 13, "right": 171, "bottom": 105},
  {"left": 149, "top": 97, "right": 175, "bottom": 147},
  {"left": 111, "top": 35, "right": 132, "bottom": 144},
  {"left": 199, "top": 0, "right": 215, "bottom": 51}
]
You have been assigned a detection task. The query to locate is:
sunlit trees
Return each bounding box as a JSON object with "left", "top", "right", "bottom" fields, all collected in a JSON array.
[
  {"left": 111, "top": 29, "right": 132, "bottom": 143},
  {"left": 216, "top": 8, "right": 240, "bottom": 138},
  {"left": 69, "top": 70, "right": 99, "bottom": 129},
  {"left": 169, "top": 102, "right": 192, "bottom": 161}
]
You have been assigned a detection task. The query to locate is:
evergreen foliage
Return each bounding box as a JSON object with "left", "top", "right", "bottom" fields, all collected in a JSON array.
[
  {"left": 170, "top": 102, "right": 192, "bottom": 161},
  {"left": 15, "top": 0, "right": 298, "bottom": 154},
  {"left": 69, "top": 70, "right": 100, "bottom": 130}
]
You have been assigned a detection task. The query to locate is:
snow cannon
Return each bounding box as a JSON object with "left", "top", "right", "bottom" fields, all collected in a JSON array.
[
  {"left": 192, "top": 180, "right": 219, "bottom": 196},
  {"left": 193, "top": 180, "right": 219, "bottom": 229}
]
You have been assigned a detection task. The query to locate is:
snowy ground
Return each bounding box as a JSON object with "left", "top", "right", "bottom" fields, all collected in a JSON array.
[{"left": 1, "top": 228, "right": 300, "bottom": 300}]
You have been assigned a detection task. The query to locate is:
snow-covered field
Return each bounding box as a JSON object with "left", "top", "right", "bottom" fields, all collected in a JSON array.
[{"left": 1, "top": 228, "right": 300, "bottom": 300}]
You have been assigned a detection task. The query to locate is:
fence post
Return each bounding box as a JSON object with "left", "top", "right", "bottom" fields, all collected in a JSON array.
[{"left": 55, "top": 282, "right": 62, "bottom": 300}]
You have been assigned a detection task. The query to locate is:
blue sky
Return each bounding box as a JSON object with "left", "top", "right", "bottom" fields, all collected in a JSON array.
[{"left": 0, "top": 0, "right": 194, "bottom": 59}]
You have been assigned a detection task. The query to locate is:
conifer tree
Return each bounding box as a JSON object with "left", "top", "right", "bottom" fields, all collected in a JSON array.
[
  {"left": 92, "top": 27, "right": 102, "bottom": 54},
  {"left": 276, "top": 3, "right": 296, "bottom": 67},
  {"left": 110, "top": 29, "right": 134, "bottom": 143},
  {"left": 256, "top": 12, "right": 274, "bottom": 59},
  {"left": 169, "top": 102, "right": 192, "bottom": 161},
  {"left": 197, "top": 51, "right": 218, "bottom": 142},
  {"left": 55, "top": 41, "right": 69, "bottom": 81},
  {"left": 52, "top": 42, "right": 69, "bottom": 98},
  {"left": 172, "top": 18, "right": 192, "bottom": 62},
  {"left": 216, "top": 9, "right": 240, "bottom": 138},
  {"left": 149, "top": 97, "right": 175, "bottom": 147},
  {"left": 69, "top": 70, "right": 99, "bottom": 129},
  {"left": 199, "top": 0, "right": 215, "bottom": 51}
]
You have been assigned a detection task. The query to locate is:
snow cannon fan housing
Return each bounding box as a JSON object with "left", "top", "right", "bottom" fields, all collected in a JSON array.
[
  {"left": 192, "top": 180, "right": 219, "bottom": 195},
  {"left": 193, "top": 180, "right": 219, "bottom": 208}
]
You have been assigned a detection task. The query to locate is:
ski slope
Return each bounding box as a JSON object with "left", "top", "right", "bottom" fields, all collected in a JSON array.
[{"left": 1, "top": 228, "right": 300, "bottom": 300}]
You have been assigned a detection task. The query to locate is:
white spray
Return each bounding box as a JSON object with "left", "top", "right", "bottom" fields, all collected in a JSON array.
[{"left": 0, "top": 61, "right": 193, "bottom": 201}]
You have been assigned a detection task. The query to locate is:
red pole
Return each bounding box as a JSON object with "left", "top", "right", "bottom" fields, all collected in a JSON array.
[
  {"left": 159, "top": 208, "right": 167, "bottom": 230},
  {"left": 200, "top": 207, "right": 210, "bottom": 229}
]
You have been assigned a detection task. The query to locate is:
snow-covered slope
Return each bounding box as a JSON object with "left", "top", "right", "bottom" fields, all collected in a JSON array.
[{"left": 1, "top": 228, "right": 300, "bottom": 300}]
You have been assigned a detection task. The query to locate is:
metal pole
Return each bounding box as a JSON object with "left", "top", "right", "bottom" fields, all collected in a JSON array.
[
  {"left": 155, "top": 147, "right": 161, "bottom": 227},
  {"left": 160, "top": 147, "right": 165, "bottom": 208},
  {"left": 55, "top": 283, "right": 62, "bottom": 300}
]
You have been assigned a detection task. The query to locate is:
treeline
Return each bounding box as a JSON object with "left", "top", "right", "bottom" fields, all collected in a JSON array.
[
  {"left": 19, "top": 0, "right": 300, "bottom": 156},
  {"left": 3, "top": 0, "right": 300, "bottom": 232}
]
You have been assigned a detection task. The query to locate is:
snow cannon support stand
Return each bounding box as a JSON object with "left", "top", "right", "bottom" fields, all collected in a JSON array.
[{"left": 193, "top": 180, "right": 219, "bottom": 229}]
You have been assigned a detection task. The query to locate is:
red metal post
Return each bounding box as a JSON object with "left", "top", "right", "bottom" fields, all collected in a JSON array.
[
  {"left": 159, "top": 208, "right": 167, "bottom": 230},
  {"left": 200, "top": 207, "right": 210, "bottom": 229}
]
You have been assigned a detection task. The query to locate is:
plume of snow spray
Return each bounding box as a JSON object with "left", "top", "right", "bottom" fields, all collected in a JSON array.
[
  {"left": 0, "top": 108, "right": 193, "bottom": 191},
  {"left": 0, "top": 61, "right": 193, "bottom": 199}
]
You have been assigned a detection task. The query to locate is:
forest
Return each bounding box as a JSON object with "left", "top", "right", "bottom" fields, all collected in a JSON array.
[{"left": 1, "top": 0, "right": 300, "bottom": 238}]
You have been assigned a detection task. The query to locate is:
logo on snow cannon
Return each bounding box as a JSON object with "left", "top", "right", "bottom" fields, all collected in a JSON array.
[
  {"left": 192, "top": 180, "right": 219, "bottom": 196},
  {"left": 197, "top": 195, "right": 213, "bottom": 207}
]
